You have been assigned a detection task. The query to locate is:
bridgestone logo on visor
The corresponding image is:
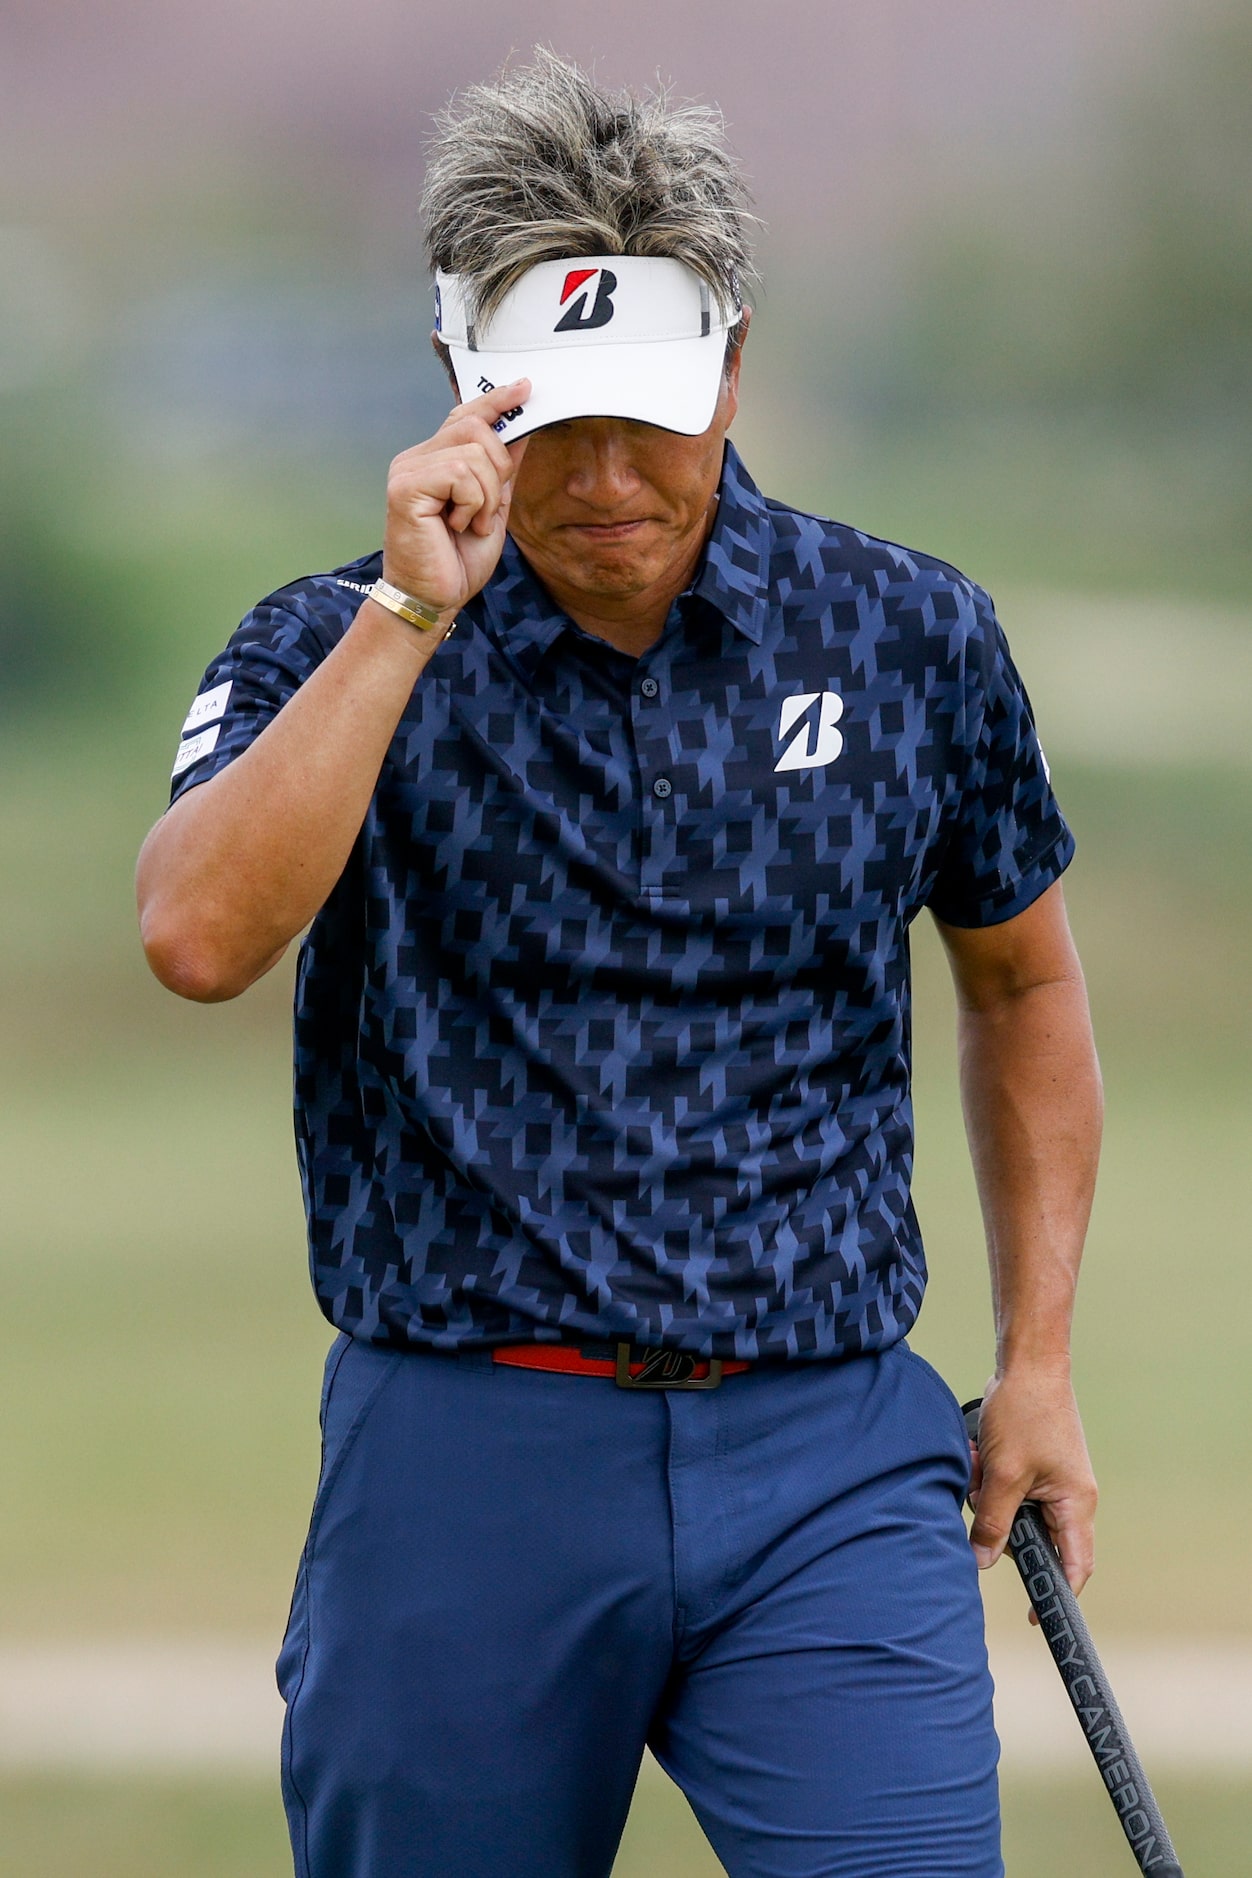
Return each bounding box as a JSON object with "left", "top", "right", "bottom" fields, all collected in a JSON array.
[{"left": 554, "top": 267, "right": 618, "bottom": 333}]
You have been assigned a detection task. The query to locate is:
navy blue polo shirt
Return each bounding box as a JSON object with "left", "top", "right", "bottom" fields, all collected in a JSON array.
[{"left": 169, "top": 443, "right": 1073, "bottom": 1361}]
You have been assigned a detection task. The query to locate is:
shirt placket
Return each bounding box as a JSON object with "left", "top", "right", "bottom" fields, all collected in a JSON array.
[{"left": 632, "top": 630, "right": 682, "bottom": 910}]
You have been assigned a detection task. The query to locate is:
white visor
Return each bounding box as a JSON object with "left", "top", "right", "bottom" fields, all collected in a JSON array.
[{"left": 434, "top": 256, "right": 739, "bottom": 441}]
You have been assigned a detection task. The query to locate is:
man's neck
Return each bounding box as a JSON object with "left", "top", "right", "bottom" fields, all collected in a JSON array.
[{"left": 558, "top": 595, "right": 675, "bottom": 659}]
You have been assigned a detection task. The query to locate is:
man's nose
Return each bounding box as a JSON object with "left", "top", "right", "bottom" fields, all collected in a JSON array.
[{"left": 563, "top": 422, "right": 643, "bottom": 506}]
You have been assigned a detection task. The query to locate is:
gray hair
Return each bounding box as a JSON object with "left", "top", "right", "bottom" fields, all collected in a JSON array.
[{"left": 422, "top": 49, "right": 757, "bottom": 346}]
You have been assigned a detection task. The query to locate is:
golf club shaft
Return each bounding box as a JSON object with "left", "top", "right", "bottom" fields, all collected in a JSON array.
[{"left": 962, "top": 1402, "right": 1183, "bottom": 1876}]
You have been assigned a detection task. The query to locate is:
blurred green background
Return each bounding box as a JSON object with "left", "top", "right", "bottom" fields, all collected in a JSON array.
[{"left": 1, "top": 0, "right": 1249, "bottom": 1870}]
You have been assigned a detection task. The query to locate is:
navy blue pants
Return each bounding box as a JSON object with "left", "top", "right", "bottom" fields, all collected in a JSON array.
[{"left": 277, "top": 1337, "right": 1001, "bottom": 1877}]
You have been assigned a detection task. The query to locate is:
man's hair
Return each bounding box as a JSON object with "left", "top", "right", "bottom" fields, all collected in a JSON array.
[{"left": 422, "top": 48, "right": 756, "bottom": 354}]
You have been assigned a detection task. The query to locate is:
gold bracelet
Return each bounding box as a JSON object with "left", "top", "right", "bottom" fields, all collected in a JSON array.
[{"left": 367, "top": 578, "right": 449, "bottom": 632}]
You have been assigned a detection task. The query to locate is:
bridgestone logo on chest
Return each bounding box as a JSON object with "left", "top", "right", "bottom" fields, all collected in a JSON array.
[{"left": 774, "top": 692, "right": 845, "bottom": 772}]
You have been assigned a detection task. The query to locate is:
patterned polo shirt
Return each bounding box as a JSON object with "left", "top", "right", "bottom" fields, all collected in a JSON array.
[{"left": 169, "top": 442, "right": 1073, "bottom": 1361}]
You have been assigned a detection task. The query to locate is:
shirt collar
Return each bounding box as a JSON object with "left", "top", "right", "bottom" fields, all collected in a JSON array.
[
  {"left": 476, "top": 535, "right": 571, "bottom": 676},
  {"left": 689, "top": 441, "right": 771, "bottom": 645},
  {"left": 478, "top": 438, "right": 772, "bottom": 669}
]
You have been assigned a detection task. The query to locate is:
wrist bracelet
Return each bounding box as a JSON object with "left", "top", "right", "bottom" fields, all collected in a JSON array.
[{"left": 368, "top": 578, "right": 449, "bottom": 632}]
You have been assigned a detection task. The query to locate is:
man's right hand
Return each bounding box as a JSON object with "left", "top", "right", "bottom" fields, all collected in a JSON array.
[{"left": 381, "top": 380, "right": 532, "bottom": 614}]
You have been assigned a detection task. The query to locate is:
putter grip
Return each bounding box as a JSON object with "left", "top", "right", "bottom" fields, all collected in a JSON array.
[{"left": 962, "top": 1404, "right": 1184, "bottom": 1877}]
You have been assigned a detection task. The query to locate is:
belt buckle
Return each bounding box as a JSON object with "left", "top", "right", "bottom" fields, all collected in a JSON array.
[{"left": 614, "top": 1343, "right": 724, "bottom": 1391}]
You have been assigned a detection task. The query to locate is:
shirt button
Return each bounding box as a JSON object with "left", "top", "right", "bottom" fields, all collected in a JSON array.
[
  {"left": 652, "top": 776, "right": 673, "bottom": 800},
  {"left": 639, "top": 676, "right": 660, "bottom": 700}
]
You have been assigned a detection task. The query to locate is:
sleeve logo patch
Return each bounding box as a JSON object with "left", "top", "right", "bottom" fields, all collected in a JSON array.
[
  {"left": 181, "top": 680, "right": 233, "bottom": 735},
  {"left": 171, "top": 723, "right": 221, "bottom": 778}
]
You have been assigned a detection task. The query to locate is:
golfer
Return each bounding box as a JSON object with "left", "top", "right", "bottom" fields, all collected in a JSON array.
[{"left": 138, "top": 50, "right": 1101, "bottom": 1878}]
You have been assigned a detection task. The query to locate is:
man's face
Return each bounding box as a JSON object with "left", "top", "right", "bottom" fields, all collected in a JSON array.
[{"left": 505, "top": 341, "right": 744, "bottom": 612}]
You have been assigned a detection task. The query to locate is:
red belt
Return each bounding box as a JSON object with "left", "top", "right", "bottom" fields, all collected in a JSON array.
[{"left": 492, "top": 1341, "right": 751, "bottom": 1391}]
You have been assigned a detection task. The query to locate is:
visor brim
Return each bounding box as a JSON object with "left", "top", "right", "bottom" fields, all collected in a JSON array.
[{"left": 447, "top": 334, "right": 727, "bottom": 442}]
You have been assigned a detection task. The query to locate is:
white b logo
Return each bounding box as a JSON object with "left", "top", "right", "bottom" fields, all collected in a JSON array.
[{"left": 773, "top": 692, "right": 845, "bottom": 772}]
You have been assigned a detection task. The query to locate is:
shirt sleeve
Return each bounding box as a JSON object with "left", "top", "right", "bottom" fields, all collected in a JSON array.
[
  {"left": 925, "top": 602, "right": 1074, "bottom": 928},
  {"left": 167, "top": 594, "right": 334, "bottom": 807}
]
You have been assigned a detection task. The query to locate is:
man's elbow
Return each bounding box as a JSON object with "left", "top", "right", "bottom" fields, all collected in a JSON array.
[
  {"left": 139, "top": 904, "right": 277, "bottom": 1003},
  {"left": 141, "top": 914, "right": 238, "bottom": 1001}
]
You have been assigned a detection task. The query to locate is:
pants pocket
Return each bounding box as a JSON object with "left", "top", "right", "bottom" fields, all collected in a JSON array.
[
  {"left": 892, "top": 1342, "right": 976, "bottom": 1478},
  {"left": 305, "top": 1337, "right": 404, "bottom": 1559}
]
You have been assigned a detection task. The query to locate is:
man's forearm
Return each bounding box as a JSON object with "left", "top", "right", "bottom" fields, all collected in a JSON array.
[
  {"left": 936, "top": 885, "right": 1102, "bottom": 1588},
  {"left": 137, "top": 600, "right": 443, "bottom": 1001},
  {"left": 959, "top": 976, "right": 1103, "bottom": 1584},
  {"left": 957, "top": 971, "right": 1103, "bottom": 1372}
]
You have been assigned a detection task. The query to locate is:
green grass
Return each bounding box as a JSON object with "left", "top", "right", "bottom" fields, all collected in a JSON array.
[
  {"left": 998, "top": 1777, "right": 1249, "bottom": 1876},
  {"left": 1, "top": 1773, "right": 1245, "bottom": 1876},
  {"left": 0, "top": 1777, "right": 290, "bottom": 1878},
  {"left": 0, "top": 1039, "right": 325, "bottom": 1635}
]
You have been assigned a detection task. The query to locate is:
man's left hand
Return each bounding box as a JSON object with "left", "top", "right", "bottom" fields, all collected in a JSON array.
[{"left": 968, "top": 1366, "right": 1098, "bottom": 1618}]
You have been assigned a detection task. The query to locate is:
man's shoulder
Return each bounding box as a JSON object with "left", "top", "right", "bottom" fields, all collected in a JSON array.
[
  {"left": 241, "top": 548, "right": 385, "bottom": 641},
  {"left": 760, "top": 491, "right": 993, "bottom": 625}
]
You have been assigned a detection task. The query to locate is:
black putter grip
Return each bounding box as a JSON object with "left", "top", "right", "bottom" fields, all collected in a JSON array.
[{"left": 962, "top": 1402, "right": 1183, "bottom": 1877}]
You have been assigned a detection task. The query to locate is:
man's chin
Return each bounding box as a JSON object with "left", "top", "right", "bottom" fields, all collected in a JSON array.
[{"left": 544, "top": 547, "right": 667, "bottom": 602}]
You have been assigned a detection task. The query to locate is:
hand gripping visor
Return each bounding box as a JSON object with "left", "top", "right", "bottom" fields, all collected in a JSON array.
[{"left": 434, "top": 256, "right": 740, "bottom": 441}]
